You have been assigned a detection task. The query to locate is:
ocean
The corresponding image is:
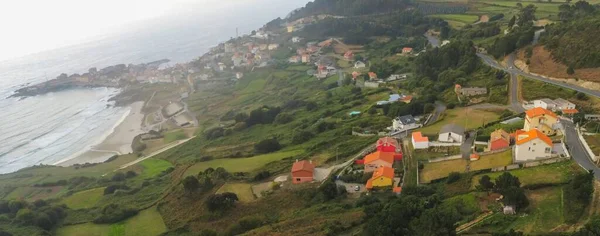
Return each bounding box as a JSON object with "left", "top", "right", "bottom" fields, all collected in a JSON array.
[{"left": 0, "top": 0, "right": 309, "bottom": 174}]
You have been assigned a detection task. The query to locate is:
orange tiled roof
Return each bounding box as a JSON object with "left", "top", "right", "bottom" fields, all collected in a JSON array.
[
  {"left": 562, "top": 109, "right": 579, "bottom": 114},
  {"left": 393, "top": 187, "right": 402, "bottom": 193},
  {"left": 291, "top": 160, "right": 315, "bottom": 173},
  {"left": 364, "top": 151, "right": 395, "bottom": 165},
  {"left": 366, "top": 179, "right": 373, "bottom": 189},
  {"left": 372, "top": 166, "right": 395, "bottom": 179},
  {"left": 525, "top": 107, "right": 557, "bottom": 119},
  {"left": 368, "top": 72, "right": 377, "bottom": 78},
  {"left": 515, "top": 129, "right": 552, "bottom": 146},
  {"left": 412, "top": 132, "right": 429, "bottom": 142}
]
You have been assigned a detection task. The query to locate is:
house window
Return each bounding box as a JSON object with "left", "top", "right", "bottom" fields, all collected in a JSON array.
[
  {"left": 533, "top": 143, "right": 536, "bottom": 146},
  {"left": 545, "top": 147, "right": 551, "bottom": 153},
  {"left": 296, "top": 178, "right": 301, "bottom": 182},
  {"left": 528, "top": 147, "right": 531, "bottom": 151}
]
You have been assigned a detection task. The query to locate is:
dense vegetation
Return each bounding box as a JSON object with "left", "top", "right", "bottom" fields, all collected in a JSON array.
[{"left": 289, "top": 0, "right": 412, "bottom": 19}]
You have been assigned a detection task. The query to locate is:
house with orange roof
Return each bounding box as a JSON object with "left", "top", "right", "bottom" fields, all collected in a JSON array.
[
  {"left": 488, "top": 129, "right": 510, "bottom": 151},
  {"left": 291, "top": 160, "right": 315, "bottom": 184},
  {"left": 402, "top": 47, "right": 413, "bottom": 54},
  {"left": 411, "top": 132, "right": 429, "bottom": 149},
  {"left": 514, "top": 129, "right": 553, "bottom": 162},
  {"left": 524, "top": 107, "right": 558, "bottom": 135},
  {"left": 352, "top": 71, "right": 360, "bottom": 79},
  {"left": 301, "top": 54, "right": 311, "bottom": 63},
  {"left": 344, "top": 51, "right": 354, "bottom": 60},
  {"left": 368, "top": 72, "right": 377, "bottom": 80},
  {"left": 366, "top": 166, "right": 395, "bottom": 190},
  {"left": 363, "top": 151, "right": 395, "bottom": 172}
]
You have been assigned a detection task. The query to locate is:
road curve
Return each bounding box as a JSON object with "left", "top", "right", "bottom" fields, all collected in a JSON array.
[{"left": 477, "top": 52, "right": 600, "bottom": 179}]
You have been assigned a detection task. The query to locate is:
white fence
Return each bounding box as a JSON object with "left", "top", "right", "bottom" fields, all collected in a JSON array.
[
  {"left": 578, "top": 129, "right": 599, "bottom": 162},
  {"left": 429, "top": 141, "right": 462, "bottom": 147}
]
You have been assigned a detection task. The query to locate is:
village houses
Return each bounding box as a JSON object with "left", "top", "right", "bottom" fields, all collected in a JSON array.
[
  {"left": 291, "top": 160, "right": 315, "bottom": 184},
  {"left": 363, "top": 151, "right": 395, "bottom": 172},
  {"left": 376, "top": 137, "right": 403, "bottom": 160},
  {"left": 523, "top": 107, "right": 559, "bottom": 135},
  {"left": 533, "top": 98, "right": 576, "bottom": 112}
]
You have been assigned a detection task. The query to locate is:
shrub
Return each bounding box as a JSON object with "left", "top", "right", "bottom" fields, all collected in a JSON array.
[
  {"left": 253, "top": 171, "right": 271, "bottom": 181},
  {"left": 447, "top": 172, "right": 461, "bottom": 184},
  {"left": 93, "top": 204, "right": 138, "bottom": 224},
  {"left": 125, "top": 171, "right": 137, "bottom": 178},
  {"left": 111, "top": 172, "right": 126, "bottom": 181},
  {"left": 233, "top": 122, "right": 247, "bottom": 131},
  {"left": 205, "top": 192, "right": 238, "bottom": 212},
  {"left": 275, "top": 113, "right": 294, "bottom": 124},
  {"left": 254, "top": 138, "right": 282, "bottom": 154},
  {"left": 104, "top": 185, "right": 130, "bottom": 195},
  {"left": 292, "top": 130, "right": 314, "bottom": 144}
]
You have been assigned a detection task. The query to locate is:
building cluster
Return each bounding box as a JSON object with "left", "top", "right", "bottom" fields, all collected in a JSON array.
[
  {"left": 532, "top": 98, "right": 577, "bottom": 114},
  {"left": 356, "top": 137, "right": 403, "bottom": 192},
  {"left": 455, "top": 84, "right": 487, "bottom": 97}
]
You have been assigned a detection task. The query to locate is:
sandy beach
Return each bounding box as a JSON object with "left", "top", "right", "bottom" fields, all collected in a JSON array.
[{"left": 55, "top": 101, "right": 145, "bottom": 166}]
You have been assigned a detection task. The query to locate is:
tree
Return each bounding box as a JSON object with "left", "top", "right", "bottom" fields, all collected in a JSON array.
[
  {"left": 16, "top": 209, "right": 34, "bottom": 224},
  {"left": 292, "top": 130, "right": 314, "bottom": 144},
  {"left": 509, "top": 16, "right": 516, "bottom": 28},
  {"left": 206, "top": 192, "right": 238, "bottom": 212},
  {"left": 125, "top": 171, "right": 137, "bottom": 178},
  {"left": 254, "top": 138, "right": 282, "bottom": 154},
  {"left": 573, "top": 216, "right": 600, "bottom": 236},
  {"left": 567, "top": 65, "right": 575, "bottom": 75},
  {"left": 478, "top": 175, "right": 495, "bottom": 191},
  {"left": 502, "top": 186, "right": 529, "bottom": 209},
  {"left": 576, "top": 92, "right": 588, "bottom": 100},
  {"left": 182, "top": 176, "right": 200, "bottom": 193},
  {"left": 447, "top": 172, "right": 461, "bottom": 184},
  {"left": 494, "top": 172, "right": 521, "bottom": 191},
  {"left": 111, "top": 172, "right": 126, "bottom": 181}
]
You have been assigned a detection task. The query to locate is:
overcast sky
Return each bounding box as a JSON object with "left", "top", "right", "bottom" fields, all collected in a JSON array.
[{"left": 0, "top": 0, "right": 258, "bottom": 61}]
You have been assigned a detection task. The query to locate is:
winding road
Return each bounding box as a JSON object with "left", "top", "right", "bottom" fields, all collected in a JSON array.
[{"left": 477, "top": 51, "right": 600, "bottom": 179}]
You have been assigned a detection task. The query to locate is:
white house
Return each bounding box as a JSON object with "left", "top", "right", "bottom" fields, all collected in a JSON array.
[
  {"left": 533, "top": 98, "right": 558, "bottom": 110},
  {"left": 354, "top": 61, "right": 366, "bottom": 69},
  {"left": 411, "top": 132, "right": 429, "bottom": 149},
  {"left": 292, "top": 37, "right": 303, "bottom": 43},
  {"left": 554, "top": 98, "right": 576, "bottom": 110},
  {"left": 514, "top": 129, "right": 553, "bottom": 162},
  {"left": 364, "top": 81, "right": 380, "bottom": 88},
  {"left": 438, "top": 124, "right": 464, "bottom": 143},
  {"left": 393, "top": 115, "right": 421, "bottom": 131}
]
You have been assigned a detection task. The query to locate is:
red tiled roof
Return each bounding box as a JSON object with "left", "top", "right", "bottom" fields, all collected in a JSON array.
[
  {"left": 525, "top": 107, "right": 557, "bottom": 119},
  {"left": 372, "top": 166, "right": 395, "bottom": 179},
  {"left": 291, "top": 160, "right": 315, "bottom": 173}
]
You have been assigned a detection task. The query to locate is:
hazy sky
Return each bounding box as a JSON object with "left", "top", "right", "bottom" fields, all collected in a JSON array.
[{"left": 0, "top": 0, "right": 258, "bottom": 61}]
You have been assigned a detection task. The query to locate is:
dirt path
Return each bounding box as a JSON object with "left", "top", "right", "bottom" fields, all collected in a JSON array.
[{"left": 456, "top": 211, "right": 494, "bottom": 233}]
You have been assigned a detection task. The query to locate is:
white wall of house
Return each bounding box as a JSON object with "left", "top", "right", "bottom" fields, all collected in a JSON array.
[
  {"left": 533, "top": 100, "right": 554, "bottom": 110},
  {"left": 392, "top": 120, "right": 421, "bottom": 131},
  {"left": 556, "top": 102, "right": 575, "bottom": 110},
  {"left": 364, "top": 81, "right": 380, "bottom": 88},
  {"left": 514, "top": 140, "right": 552, "bottom": 162},
  {"left": 438, "top": 132, "right": 463, "bottom": 143},
  {"left": 412, "top": 139, "right": 429, "bottom": 149}
]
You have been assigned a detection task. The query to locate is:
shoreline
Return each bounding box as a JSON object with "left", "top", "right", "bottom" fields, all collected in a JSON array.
[{"left": 54, "top": 101, "right": 145, "bottom": 166}]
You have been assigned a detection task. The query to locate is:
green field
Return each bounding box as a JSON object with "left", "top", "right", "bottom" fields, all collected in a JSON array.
[
  {"left": 583, "top": 134, "right": 600, "bottom": 156},
  {"left": 57, "top": 207, "right": 167, "bottom": 236},
  {"left": 418, "top": 107, "right": 502, "bottom": 135},
  {"left": 471, "top": 161, "right": 582, "bottom": 188},
  {"left": 138, "top": 158, "right": 173, "bottom": 179},
  {"left": 184, "top": 149, "right": 304, "bottom": 175},
  {"left": 470, "top": 150, "right": 513, "bottom": 171},
  {"left": 421, "top": 158, "right": 468, "bottom": 183},
  {"left": 61, "top": 188, "right": 104, "bottom": 209},
  {"left": 216, "top": 183, "right": 256, "bottom": 202},
  {"left": 429, "top": 14, "right": 479, "bottom": 23},
  {"left": 163, "top": 129, "right": 188, "bottom": 143}
]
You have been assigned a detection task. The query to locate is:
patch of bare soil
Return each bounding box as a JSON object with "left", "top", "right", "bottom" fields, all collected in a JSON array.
[
  {"left": 479, "top": 15, "right": 489, "bottom": 23},
  {"left": 518, "top": 46, "right": 600, "bottom": 83}
]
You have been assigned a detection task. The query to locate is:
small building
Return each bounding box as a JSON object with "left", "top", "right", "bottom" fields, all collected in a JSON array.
[
  {"left": 354, "top": 61, "right": 366, "bottom": 69},
  {"left": 470, "top": 153, "right": 480, "bottom": 161},
  {"left": 236, "top": 72, "right": 244, "bottom": 79},
  {"left": 393, "top": 115, "right": 421, "bottom": 131},
  {"left": 400, "top": 95, "right": 413, "bottom": 104},
  {"left": 533, "top": 98, "right": 558, "bottom": 111},
  {"left": 301, "top": 54, "right": 311, "bottom": 63},
  {"left": 368, "top": 72, "right": 377, "bottom": 80},
  {"left": 364, "top": 81, "right": 380, "bottom": 88},
  {"left": 554, "top": 98, "right": 576, "bottom": 111},
  {"left": 411, "top": 132, "right": 429, "bottom": 149},
  {"left": 363, "top": 151, "right": 395, "bottom": 172},
  {"left": 344, "top": 51, "right": 354, "bottom": 60},
  {"left": 352, "top": 71, "right": 360, "bottom": 79},
  {"left": 489, "top": 129, "right": 510, "bottom": 151},
  {"left": 163, "top": 102, "right": 184, "bottom": 118},
  {"left": 291, "top": 160, "right": 315, "bottom": 184},
  {"left": 455, "top": 84, "right": 487, "bottom": 96},
  {"left": 514, "top": 129, "right": 553, "bottom": 162},
  {"left": 268, "top": 44, "right": 280, "bottom": 50},
  {"left": 292, "top": 36, "right": 302, "bottom": 43},
  {"left": 366, "top": 166, "right": 395, "bottom": 190},
  {"left": 376, "top": 137, "right": 402, "bottom": 160},
  {"left": 288, "top": 56, "right": 300, "bottom": 63},
  {"left": 524, "top": 107, "right": 558, "bottom": 135},
  {"left": 287, "top": 25, "right": 294, "bottom": 33},
  {"left": 503, "top": 206, "right": 516, "bottom": 215},
  {"left": 402, "top": 47, "right": 413, "bottom": 54},
  {"left": 438, "top": 124, "right": 465, "bottom": 143},
  {"left": 173, "top": 113, "right": 192, "bottom": 127}
]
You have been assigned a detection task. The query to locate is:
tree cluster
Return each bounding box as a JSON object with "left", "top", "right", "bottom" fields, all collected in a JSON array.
[
  {"left": 205, "top": 192, "right": 239, "bottom": 212},
  {"left": 0, "top": 200, "right": 66, "bottom": 231}
]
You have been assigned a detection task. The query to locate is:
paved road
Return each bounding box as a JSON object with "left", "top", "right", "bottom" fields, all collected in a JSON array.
[
  {"left": 426, "top": 101, "right": 447, "bottom": 125},
  {"left": 461, "top": 131, "right": 476, "bottom": 159},
  {"left": 563, "top": 120, "right": 600, "bottom": 179},
  {"left": 478, "top": 52, "right": 600, "bottom": 179},
  {"left": 478, "top": 53, "right": 600, "bottom": 98}
]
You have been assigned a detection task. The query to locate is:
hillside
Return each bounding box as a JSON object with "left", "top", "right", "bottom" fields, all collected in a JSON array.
[
  {"left": 289, "top": 0, "right": 412, "bottom": 19},
  {"left": 542, "top": 13, "right": 600, "bottom": 69}
]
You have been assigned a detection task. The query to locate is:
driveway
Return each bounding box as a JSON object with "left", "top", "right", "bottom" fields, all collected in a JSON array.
[
  {"left": 426, "top": 101, "right": 446, "bottom": 125},
  {"left": 335, "top": 180, "right": 366, "bottom": 193},
  {"left": 462, "top": 131, "right": 476, "bottom": 159}
]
